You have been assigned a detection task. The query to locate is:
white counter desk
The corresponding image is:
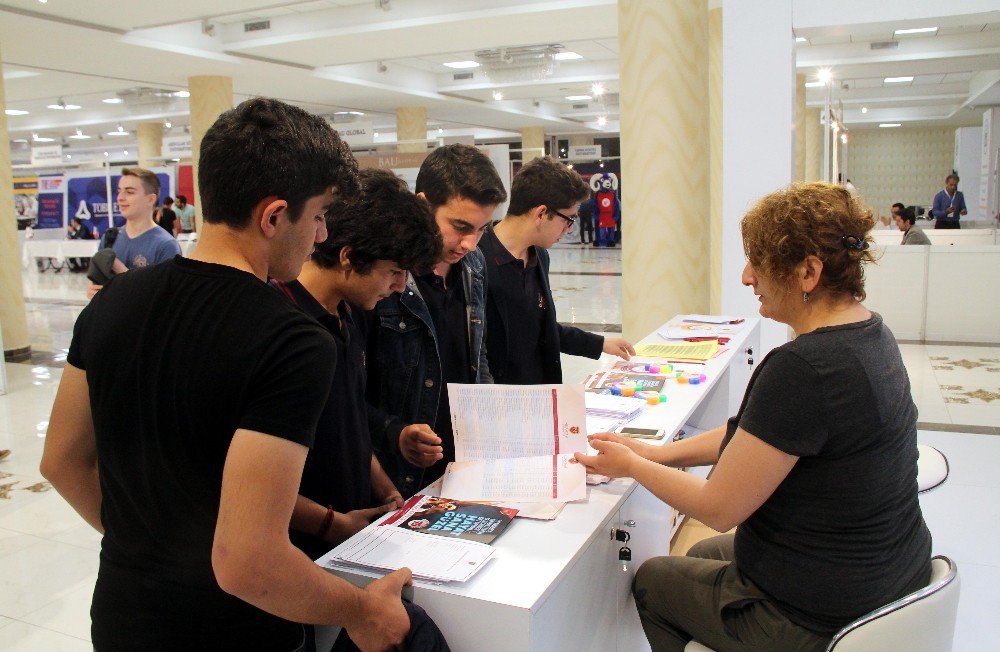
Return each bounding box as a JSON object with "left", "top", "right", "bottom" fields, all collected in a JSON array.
[{"left": 318, "top": 316, "right": 760, "bottom": 651}]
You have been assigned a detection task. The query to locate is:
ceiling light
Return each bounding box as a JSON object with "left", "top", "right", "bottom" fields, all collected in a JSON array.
[
  {"left": 47, "top": 100, "right": 81, "bottom": 110},
  {"left": 861, "top": 106, "right": 868, "bottom": 114},
  {"left": 374, "top": 131, "right": 380, "bottom": 138},
  {"left": 123, "top": 150, "right": 129, "bottom": 156},
  {"left": 553, "top": 51, "right": 582, "bottom": 61},
  {"left": 164, "top": 121, "right": 172, "bottom": 128},
  {"left": 591, "top": 83, "right": 605, "bottom": 97},
  {"left": 13, "top": 138, "right": 28, "bottom": 143},
  {"left": 443, "top": 61, "right": 480, "bottom": 69},
  {"left": 597, "top": 115, "right": 608, "bottom": 127},
  {"left": 66, "top": 154, "right": 71, "bottom": 159},
  {"left": 894, "top": 27, "right": 937, "bottom": 36},
  {"left": 69, "top": 129, "right": 91, "bottom": 140},
  {"left": 103, "top": 98, "right": 123, "bottom": 104},
  {"left": 884, "top": 76, "right": 913, "bottom": 83},
  {"left": 107, "top": 125, "right": 128, "bottom": 136},
  {"left": 841, "top": 134, "right": 848, "bottom": 144},
  {"left": 795, "top": 37, "right": 808, "bottom": 43},
  {"left": 104, "top": 151, "right": 109, "bottom": 157},
  {"left": 32, "top": 133, "right": 55, "bottom": 142},
  {"left": 174, "top": 90, "right": 190, "bottom": 98},
  {"left": 804, "top": 81, "right": 825, "bottom": 88},
  {"left": 492, "top": 90, "right": 504, "bottom": 101},
  {"left": 879, "top": 123, "right": 901, "bottom": 128},
  {"left": 817, "top": 68, "right": 832, "bottom": 84},
  {"left": 334, "top": 111, "right": 366, "bottom": 116},
  {"left": 4, "top": 109, "right": 29, "bottom": 116},
  {"left": 566, "top": 95, "right": 592, "bottom": 101},
  {"left": 438, "top": 127, "right": 443, "bottom": 134}
]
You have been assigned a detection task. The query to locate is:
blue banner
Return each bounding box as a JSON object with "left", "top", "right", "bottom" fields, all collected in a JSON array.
[{"left": 67, "top": 172, "right": 170, "bottom": 235}]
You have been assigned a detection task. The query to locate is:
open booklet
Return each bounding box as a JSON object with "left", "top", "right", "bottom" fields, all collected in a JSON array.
[{"left": 441, "top": 384, "right": 588, "bottom": 503}]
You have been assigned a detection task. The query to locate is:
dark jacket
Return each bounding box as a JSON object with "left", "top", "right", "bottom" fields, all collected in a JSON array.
[
  {"left": 366, "top": 248, "right": 492, "bottom": 496},
  {"left": 480, "top": 233, "right": 603, "bottom": 384}
]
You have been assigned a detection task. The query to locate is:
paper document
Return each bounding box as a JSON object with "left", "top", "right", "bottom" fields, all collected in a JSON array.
[
  {"left": 683, "top": 314, "right": 742, "bottom": 324},
  {"left": 448, "top": 384, "right": 588, "bottom": 460},
  {"left": 442, "top": 453, "right": 586, "bottom": 503},
  {"left": 634, "top": 341, "right": 719, "bottom": 362},
  {"left": 325, "top": 526, "right": 495, "bottom": 583}
]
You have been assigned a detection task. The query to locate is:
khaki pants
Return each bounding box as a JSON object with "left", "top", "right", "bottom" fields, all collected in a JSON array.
[{"left": 633, "top": 534, "right": 831, "bottom": 652}]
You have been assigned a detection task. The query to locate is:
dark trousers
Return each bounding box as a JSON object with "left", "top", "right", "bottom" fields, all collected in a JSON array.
[
  {"left": 632, "top": 534, "right": 830, "bottom": 651},
  {"left": 934, "top": 220, "right": 960, "bottom": 229}
]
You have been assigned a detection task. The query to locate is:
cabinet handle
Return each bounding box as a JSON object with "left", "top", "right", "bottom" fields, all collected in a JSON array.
[
  {"left": 624, "top": 519, "right": 637, "bottom": 528},
  {"left": 745, "top": 347, "right": 753, "bottom": 355}
]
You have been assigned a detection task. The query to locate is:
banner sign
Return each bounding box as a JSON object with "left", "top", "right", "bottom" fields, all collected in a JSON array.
[
  {"left": 37, "top": 175, "right": 65, "bottom": 229},
  {"left": 13, "top": 176, "right": 38, "bottom": 229},
  {"left": 161, "top": 135, "right": 192, "bottom": 159},
  {"left": 30, "top": 145, "right": 63, "bottom": 166},
  {"left": 569, "top": 145, "right": 602, "bottom": 160},
  {"left": 337, "top": 121, "right": 375, "bottom": 147}
]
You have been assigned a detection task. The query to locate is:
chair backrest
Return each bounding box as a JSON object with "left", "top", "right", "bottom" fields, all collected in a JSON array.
[{"left": 826, "top": 556, "right": 960, "bottom": 651}]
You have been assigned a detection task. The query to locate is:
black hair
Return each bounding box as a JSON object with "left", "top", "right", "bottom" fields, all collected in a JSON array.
[
  {"left": 198, "top": 97, "right": 359, "bottom": 229},
  {"left": 176, "top": 195, "right": 187, "bottom": 204},
  {"left": 507, "top": 156, "right": 590, "bottom": 216},
  {"left": 891, "top": 202, "right": 905, "bottom": 212},
  {"left": 163, "top": 196, "right": 174, "bottom": 205},
  {"left": 901, "top": 207, "right": 917, "bottom": 225},
  {"left": 415, "top": 144, "right": 506, "bottom": 211},
  {"left": 312, "top": 168, "right": 442, "bottom": 274},
  {"left": 946, "top": 174, "right": 959, "bottom": 183}
]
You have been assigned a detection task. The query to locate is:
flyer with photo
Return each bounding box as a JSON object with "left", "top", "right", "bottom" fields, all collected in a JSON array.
[{"left": 381, "top": 494, "right": 518, "bottom": 545}]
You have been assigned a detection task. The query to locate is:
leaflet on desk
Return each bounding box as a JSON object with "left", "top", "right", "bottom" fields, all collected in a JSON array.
[{"left": 380, "top": 493, "right": 518, "bottom": 544}]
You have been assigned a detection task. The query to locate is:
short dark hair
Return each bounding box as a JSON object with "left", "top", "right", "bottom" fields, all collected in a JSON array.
[
  {"left": 198, "top": 97, "right": 359, "bottom": 229},
  {"left": 946, "top": 174, "right": 959, "bottom": 183},
  {"left": 312, "top": 169, "right": 442, "bottom": 274},
  {"left": 415, "top": 144, "right": 506, "bottom": 211},
  {"left": 901, "top": 207, "right": 917, "bottom": 225},
  {"left": 891, "top": 202, "right": 905, "bottom": 212},
  {"left": 120, "top": 167, "right": 160, "bottom": 196},
  {"left": 507, "top": 156, "right": 590, "bottom": 216},
  {"left": 163, "top": 196, "right": 174, "bottom": 206},
  {"left": 176, "top": 195, "right": 187, "bottom": 204}
]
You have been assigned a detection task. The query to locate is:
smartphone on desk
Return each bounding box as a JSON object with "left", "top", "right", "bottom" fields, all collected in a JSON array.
[{"left": 616, "top": 426, "right": 666, "bottom": 440}]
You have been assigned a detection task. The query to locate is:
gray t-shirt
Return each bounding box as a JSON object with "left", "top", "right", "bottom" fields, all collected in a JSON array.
[
  {"left": 723, "top": 313, "right": 932, "bottom": 634},
  {"left": 110, "top": 225, "right": 181, "bottom": 269}
]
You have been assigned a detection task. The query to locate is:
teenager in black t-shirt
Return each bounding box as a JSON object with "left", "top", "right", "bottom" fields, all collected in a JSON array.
[
  {"left": 41, "top": 98, "right": 414, "bottom": 651},
  {"left": 576, "top": 183, "right": 932, "bottom": 651},
  {"left": 271, "top": 169, "right": 442, "bottom": 561}
]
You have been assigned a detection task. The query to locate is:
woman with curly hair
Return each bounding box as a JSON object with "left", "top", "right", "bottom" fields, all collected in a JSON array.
[{"left": 576, "top": 182, "right": 932, "bottom": 651}]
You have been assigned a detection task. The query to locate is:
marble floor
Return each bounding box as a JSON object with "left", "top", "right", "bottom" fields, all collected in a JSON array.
[{"left": 1, "top": 246, "right": 997, "bottom": 649}]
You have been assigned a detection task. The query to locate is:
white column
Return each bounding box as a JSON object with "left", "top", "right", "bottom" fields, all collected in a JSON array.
[{"left": 721, "top": 0, "right": 795, "bottom": 356}]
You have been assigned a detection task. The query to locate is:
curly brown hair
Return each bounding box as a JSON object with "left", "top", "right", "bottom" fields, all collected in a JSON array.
[{"left": 741, "top": 182, "right": 876, "bottom": 301}]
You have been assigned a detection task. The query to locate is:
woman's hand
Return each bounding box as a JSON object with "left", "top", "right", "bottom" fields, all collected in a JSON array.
[
  {"left": 573, "top": 437, "right": 639, "bottom": 479},
  {"left": 589, "top": 432, "right": 659, "bottom": 462}
]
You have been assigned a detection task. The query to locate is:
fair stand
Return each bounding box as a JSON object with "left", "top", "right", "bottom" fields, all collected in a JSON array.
[{"left": 317, "top": 316, "right": 760, "bottom": 651}]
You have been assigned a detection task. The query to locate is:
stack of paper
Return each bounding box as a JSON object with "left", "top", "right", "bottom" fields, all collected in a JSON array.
[
  {"left": 634, "top": 340, "right": 719, "bottom": 362},
  {"left": 324, "top": 527, "right": 494, "bottom": 583},
  {"left": 585, "top": 393, "right": 645, "bottom": 421}
]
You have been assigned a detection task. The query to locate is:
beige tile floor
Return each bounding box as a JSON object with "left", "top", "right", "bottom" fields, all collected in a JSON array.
[{"left": 1, "top": 248, "right": 997, "bottom": 650}]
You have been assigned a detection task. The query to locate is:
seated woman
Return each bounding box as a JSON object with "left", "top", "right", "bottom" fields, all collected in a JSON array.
[{"left": 576, "top": 182, "right": 932, "bottom": 651}]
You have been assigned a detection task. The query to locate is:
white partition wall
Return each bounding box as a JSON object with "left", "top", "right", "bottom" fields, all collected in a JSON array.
[
  {"left": 925, "top": 247, "right": 1000, "bottom": 343},
  {"left": 865, "top": 247, "right": 929, "bottom": 340}
]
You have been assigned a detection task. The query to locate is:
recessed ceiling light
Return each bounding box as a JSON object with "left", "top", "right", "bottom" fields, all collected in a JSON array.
[
  {"left": 861, "top": 106, "right": 868, "bottom": 114},
  {"left": 174, "top": 90, "right": 190, "bottom": 98},
  {"left": 565, "top": 95, "right": 592, "bottom": 101},
  {"left": 106, "top": 125, "right": 128, "bottom": 136},
  {"left": 103, "top": 98, "right": 123, "bottom": 104},
  {"left": 47, "top": 102, "right": 81, "bottom": 110},
  {"left": 374, "top": 131, "right": 380, "bottom": 138},
  {"left": 69, "top": 129, "right": 91, "bottom": 140},
  {"left": 894, "top": 27, "right": 937, "bottom": 36},
  {"left": 817, "top": 68, "right": 832, "bottom": 84},
  {"left": 66, "top": 154, "right": 71, "bottom": 159},
  {"left": 492, "top": 90, "right": 504, "bottom": 101},
  {"left": 591, "top": 82, "right": 605, "bottom": 97},
  {"left": 553, "top": 52, "right": 582, "bottom": 61},
  {"left": 795, "top": 37, "right": 808, "bottom": 43},
  {"left": 804, "top": 81, "right": 825, "bottom": 88},
  {"left": 884, "top": 76, "right": 913, "bottom": 83},
  {"left": 334, "top": 111, "right": 366, "bottom": 116},
  {"left": 13, "top": 138, "right": 28, "bottom": 143},
  {"left": 879, "top": 123, "right": 902, "bottom": 128},
  {"left": 597, "top": 116, "right": 608, "bottom": 127},
  {"left": 438, "top": 127, "right": 443, "bottom": 134},
  {"left": 443, "top": 61, "right": 480, "bottom": 69},
  {"left": 5, "top": 109, "right": 29, "bottom": 115},
  {"left": 123, "top": 150, "right": 129, "bottom": 156},
  {"left": 104, "top": 151, "right": 109, "bottom": 157},
  {"left": 32, "top": 133, "right": 55, "bottom": 142},
  {"left": 164, "top": 121, "right": 172, "bottom": 129}
]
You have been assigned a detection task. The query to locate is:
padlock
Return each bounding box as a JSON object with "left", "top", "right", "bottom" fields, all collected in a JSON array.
[
  {"left": 619, "top": 545, "right": 632, "bottom": 571},
  {"left": 615, "top": 529, "right": 630, "bottom": 543}
]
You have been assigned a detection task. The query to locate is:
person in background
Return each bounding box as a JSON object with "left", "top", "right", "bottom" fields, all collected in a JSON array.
[
  {"left": 158, "top": 196, "right": 179, "bottom": 236},
  {"left": 65, "top": 216, "right": 95, "bottom": 272},
  {"left": 929, "top": 174, "right": 966, "bottom": 229},
  {"left": 576, "top": 182, "right": 932, "bottom": 651},
  {"left": 367, "top": 144, "right": 507, "bottom": 498},
  {"left": 41, "top": 97, "right": 412, "bottom": 651},
  {"left": 479, "top": 156, "right": 634, "bottom": 385},
  {"left": 86, "top": 167, "right": 181, "bottom": 298},
  {"left": 895, "top": 206, "right": 931, "bottom": 245},
  {"left": 578, "top": 189, "right": 595, "bottom": 244},
  {"left": 175, "top": 194, "right": 197, "bottom": 234}
]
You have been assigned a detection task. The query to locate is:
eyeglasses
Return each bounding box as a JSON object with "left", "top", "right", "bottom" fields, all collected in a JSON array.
[{"left": 549, "top": 208, "right": 578, "bottom": 226}]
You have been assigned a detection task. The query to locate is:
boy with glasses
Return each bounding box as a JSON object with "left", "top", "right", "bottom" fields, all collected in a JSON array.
[{"left": 478, "top": 156, "right": 634, "bottom": 385}]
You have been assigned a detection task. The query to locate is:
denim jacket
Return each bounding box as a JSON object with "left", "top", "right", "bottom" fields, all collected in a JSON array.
[{"left": 366, "top": 248, "right": 492, "bottom": 496}]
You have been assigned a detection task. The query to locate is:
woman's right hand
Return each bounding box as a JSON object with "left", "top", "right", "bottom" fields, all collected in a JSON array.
[{"left": 589, "top": 432, "right": 658, "bottom": 461}]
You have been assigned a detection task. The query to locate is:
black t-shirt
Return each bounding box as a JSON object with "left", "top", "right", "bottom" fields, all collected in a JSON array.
[
  {"left": 723, "top": 314, "right": 932, "bottom": 634},
  {"left": 271, "top": 280, "right": 373, "bottom": 560},
  {"left": 479, "top": 229, "right": 548, "bottom": 384},
  {"left": 158, "top": 207, "right": 177, "bottom": 234},
  {"left": 68, "top": 257, "right": 336, "bottom": 651},
  {"left": 415, "top": 264, "right": 470, "bottom": 482}
]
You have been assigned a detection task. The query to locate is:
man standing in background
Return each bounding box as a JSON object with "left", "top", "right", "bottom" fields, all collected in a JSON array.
[
  {"left": 930, "top": 174, "right": 967, "bottom": 229},
  {"left": 175, "top": 194, "right": 197, "bottom": 234}
]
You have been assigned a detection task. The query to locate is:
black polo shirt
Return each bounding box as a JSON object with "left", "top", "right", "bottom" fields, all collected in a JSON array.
[
  {"left": 415, "top": 264, "right": 470, "bottom": 482},
  {"left": 479, "top": 228, "right": 548, "bottom": 384},
  {"left": 271, "top": 280, "right": 372, "bottom": 560}
]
